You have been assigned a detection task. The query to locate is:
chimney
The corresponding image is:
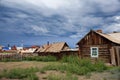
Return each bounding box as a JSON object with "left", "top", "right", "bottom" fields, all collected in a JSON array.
[
  {"left": 47, "top": 41, "right": 49, "bottom": 46},
  {"left": 96, "top": 30, "right": 102, "bottom": 33}
]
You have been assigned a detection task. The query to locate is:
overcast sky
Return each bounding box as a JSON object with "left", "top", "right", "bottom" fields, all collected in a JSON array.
[{"left": 0, "top": 0, "right": 120, "bottom": 47}]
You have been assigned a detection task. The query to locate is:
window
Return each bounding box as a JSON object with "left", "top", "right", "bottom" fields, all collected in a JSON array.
[{"left": 91, "top": 47, "right": 98, "bottom": 57}]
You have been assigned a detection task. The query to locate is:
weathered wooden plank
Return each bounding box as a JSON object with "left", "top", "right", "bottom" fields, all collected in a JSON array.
[
  {"left": 110, "top": 47, "right": 116, "bottom": 66},
  {"left": 115, "top": 47, "right": 120, "bottom": 66}
]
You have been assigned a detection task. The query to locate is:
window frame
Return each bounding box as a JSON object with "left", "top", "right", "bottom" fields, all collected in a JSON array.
[{"left": 90, "top": 47, "right": 99, "bottom": 58}]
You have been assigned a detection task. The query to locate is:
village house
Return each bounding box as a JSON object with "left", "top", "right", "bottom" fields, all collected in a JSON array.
[
  {"left": 20, "top": 45, "right": 39, "bottom": 54},
  {"left": 77, "top": 30, "right": 120, "bottom": 66},
  {"left": 35, "top": 42, "right": 73, "bottom": 59}
]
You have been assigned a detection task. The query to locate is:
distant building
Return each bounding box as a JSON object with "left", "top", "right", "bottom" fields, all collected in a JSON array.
[
  {"left": 2, "top": 47, "right": 11, "bottom": 51},
  {"left": 16, "top": 47, "right": 23, "bottom": 50},
  {"left": 19, "top": 45, "right": 40, "bottom": 54},
  {"left": 35, "top": 42, "right": 70, "bottom": 59}
]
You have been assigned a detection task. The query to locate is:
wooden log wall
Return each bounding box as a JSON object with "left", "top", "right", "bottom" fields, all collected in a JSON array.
[{"left": 80, "top": 44, "right": 110, "bottom": 63}]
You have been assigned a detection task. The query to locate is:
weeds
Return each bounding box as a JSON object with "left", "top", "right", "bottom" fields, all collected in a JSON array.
[
  {"left": 27, "top": 73, "right": 39, "bottom": 80},
  {"left": 22, "top": 55, "right": 57, "bottom": 62},
  {"left": 0, "top": 67, "right": 39, "bottom": 79},
  {"left": 47, "top": 72, "right": 78, "bottom": 80},
  {"left": 41, "top": 55, "right": 108, "bottom": 75}
]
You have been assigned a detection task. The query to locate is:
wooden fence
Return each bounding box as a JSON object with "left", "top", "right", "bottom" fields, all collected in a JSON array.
[
  {"left": 110, "top": 46, "right": 120, "bottom": 66},
  {"left": 0, "top": 53, "right": 22, "bottom": 61},
  {"left": 0, "top": 53, "right": 38, "bottom": 61}
]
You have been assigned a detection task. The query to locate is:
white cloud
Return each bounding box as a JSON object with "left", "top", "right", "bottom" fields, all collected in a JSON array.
[
  {"left": 31, "top": 26, "right": 49, "bottom": 34},
  {"left": 103, "top": 16, "right": 120, "bottom": 32},
  {"left": 115, "top": 16, "right": 120, "bottom": 22},
  {"left": 103, "top": 23, "right": 120, "bottom": 32}
]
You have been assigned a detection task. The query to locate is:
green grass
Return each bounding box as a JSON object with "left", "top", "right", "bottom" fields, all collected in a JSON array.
[
  {"left": 26, "top": 73, "right": 39, "bottom": 80},
  {"left": 0, "top": 55, "right": 57, "bottom": 62},
  {"left": 22, "top": 55, "right": 57, "bottom": 62},
  {"left": 41, "top": 55, "right": 108, "bottom": 75},
  {"left": 47, "top": 72, "right": 78, "bottom": 80},
  {"left": 0, "top": 67, "right": 39, "bottom": 80}
]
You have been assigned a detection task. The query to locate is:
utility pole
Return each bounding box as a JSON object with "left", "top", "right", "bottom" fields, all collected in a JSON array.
[{"left": 21, "top": 40, "right": 23, "bottom": 48}]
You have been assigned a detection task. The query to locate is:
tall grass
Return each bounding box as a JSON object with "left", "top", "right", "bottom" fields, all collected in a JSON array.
[
  {"left": 41, "top": 55, "right": 108, "bottom": 75},
  {"left": 22, "top": 55, "right": 57, "bottom": 62}
]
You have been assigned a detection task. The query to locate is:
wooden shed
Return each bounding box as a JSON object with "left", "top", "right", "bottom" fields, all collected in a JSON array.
[
  {"left": 35, "top": 42, "right": 70, "bottom": 59},
  {"left": 77, "top": 30, "right": 120, "bottom": 66}
]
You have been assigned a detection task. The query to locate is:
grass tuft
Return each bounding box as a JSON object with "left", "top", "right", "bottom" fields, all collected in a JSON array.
[{"left": 47, "top": 72, "right": 78, "bottom": 80}]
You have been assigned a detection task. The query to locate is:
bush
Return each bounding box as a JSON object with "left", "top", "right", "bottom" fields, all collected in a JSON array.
[{"left": 94, "top": 61, "right": 107, "bottom": 72}]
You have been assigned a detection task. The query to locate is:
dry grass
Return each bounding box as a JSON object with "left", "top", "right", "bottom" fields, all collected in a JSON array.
[{"left": 0, "top": 61, "right": 58, "bottom": 71}]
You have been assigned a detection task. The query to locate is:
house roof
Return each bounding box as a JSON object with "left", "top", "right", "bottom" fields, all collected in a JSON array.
[
  {"left": 95, "top": 31, "right": 120, "bottom": 44},
  {"left": 77, "top": 30, "right": 120, "bottom": 45},
  {"left": 36, "top": 42, "right": 69, "bottom": 53}
]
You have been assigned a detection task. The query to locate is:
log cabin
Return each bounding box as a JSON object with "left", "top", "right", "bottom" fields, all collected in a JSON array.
[{"left": 77, "top": 30, "right": 120, "bottom": 66}]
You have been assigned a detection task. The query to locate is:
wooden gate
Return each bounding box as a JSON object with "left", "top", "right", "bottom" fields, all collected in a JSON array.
[{"left": 110, "top": 46, "right": 120, "bottom": 66}]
